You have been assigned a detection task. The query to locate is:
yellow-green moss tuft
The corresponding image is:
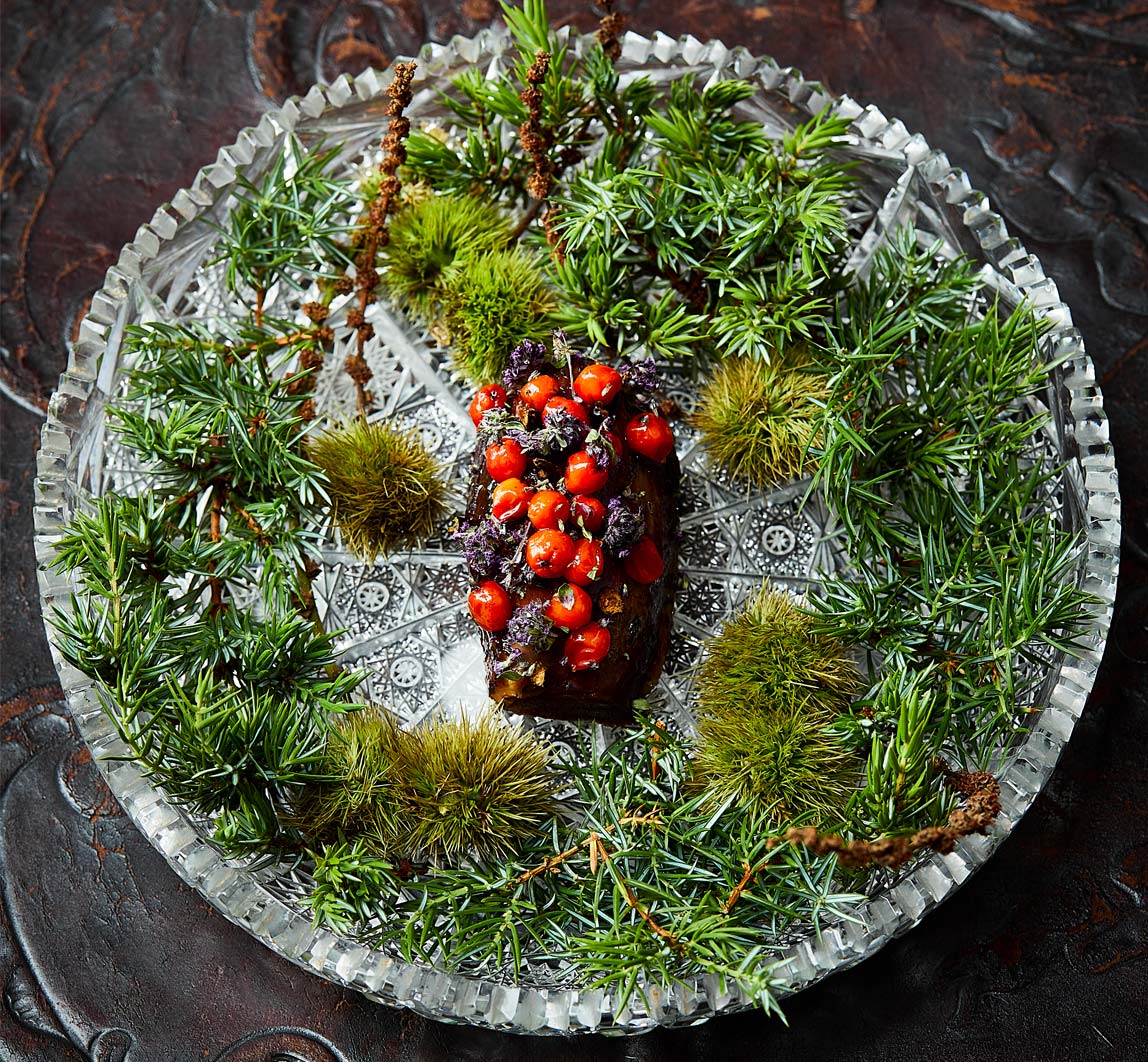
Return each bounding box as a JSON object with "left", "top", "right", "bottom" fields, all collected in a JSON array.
[
  {"left": 692, "top": 585, "right": 860, "bottom": 825},
  {"left": 691, "top": 355, "right": 828, "bottom": 488},
  {"left": 396, "top": 710, "right": 559, "bottom": 862},
  {"left": 442, "top": 248, "right": 555, "bottom": 385},
  {"left": 382, "top": 193, "right": 512, "bottom": 315},
  {"left": 290, "top": 708, "right": 406, "bottom": 842},
  {"left": 309, "top": 419, "right": 448, "bottom": 560}
]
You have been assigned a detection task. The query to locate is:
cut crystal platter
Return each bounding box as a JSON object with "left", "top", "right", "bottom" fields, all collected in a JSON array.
[{"left": 33, "top": 25, "right": 1120, "bottom": 1035}]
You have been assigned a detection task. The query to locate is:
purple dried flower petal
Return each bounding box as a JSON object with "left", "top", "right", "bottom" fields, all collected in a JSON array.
[
  {"left": 506, "top": 598, "right": 556, "bottom": 648},
  {"left": 603, "top": 496, "right": 645, "bottom": 556},
  {"left": 621, "top": 356, "right": 658, "bottom": 395},
  {"left": 457, "top": 519, "right": 514, "bottom": 581},
  {"left": 538, "top": 408, "right": 586, "bottom": 453},
  {"left": 502, "top": 339, "right": 549, "bottom": 389},
  {"left": 584, "top": 424, "right": 618, "bottom": 469}
]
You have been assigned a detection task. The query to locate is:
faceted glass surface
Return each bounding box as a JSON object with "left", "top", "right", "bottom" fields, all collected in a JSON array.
[{"left": 33, "top": 27, "right": 1120, "bottom": 1035}]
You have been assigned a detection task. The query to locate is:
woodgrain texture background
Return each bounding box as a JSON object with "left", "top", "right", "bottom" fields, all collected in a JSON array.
[{"left": 2, "top": 2, "right": 1146, "bottom": 1059}]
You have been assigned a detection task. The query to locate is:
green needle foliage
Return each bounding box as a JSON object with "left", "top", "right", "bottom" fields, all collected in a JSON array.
[
  {"left": 209, "top": 138, "right": 356, "bottom": 301},
  {"left": 691, "top": 355, "right": 828, "bottom": 487},
  {"left": 303, "top": 714, "right": 860, "bottom": 1016},
  {"left": 396, "top": 711, "right": 559, "bottom": 862},
  {"left": 693, "top": 586, "right": 860, "bottom": 822},
  {"left": 383, "top": 193, "right": 513, "bottom": 315},
  {"left": 550, "top": 96, "right": 853, "bottom": 361},
  {"left": 845, "top": 669, "right": 953, "bottom": 836},
  {"left": 806, "top": 231, "right": 1095, "bottom": 771},
  {"left": 308, "top": 419, "right": 449, "bottom": 560},
  {"left": 441, "top": 247, "right": 556, "bottom": 384},
  {"left": 401, "top": 0, "right": 855, "bottom": 364}
]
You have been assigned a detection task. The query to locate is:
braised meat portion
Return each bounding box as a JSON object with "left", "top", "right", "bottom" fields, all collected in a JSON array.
[{"left": 459, "top": 343, "right": 680, "bottom": 725}]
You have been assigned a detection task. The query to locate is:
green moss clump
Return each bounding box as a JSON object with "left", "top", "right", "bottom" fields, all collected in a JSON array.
[
  {"left": 693, "top": 701, "right": 857, "bottom": 825},
  {"left": 397, "top": 710, "right": 559, "bottom": 862},
  {"left": 309, "top": 419, "right": 448, "bottom": 561},
  {"left": 691, "top": 355, "right": 828, "bottom": 488},
  {"left": 692, "top": 585, "right": 859, "bottom": 824},
  {"left": 293, "top": 708, "right": 557, "bottom": 863},
  {"left": 291, "top": 708, "right": 406, "bottom": 842},
  {"left": 442, "top": 248, "right": 555, "bottom": 385},
  {"left": 382, "top": 193, "right": 512, "bottom": 315}
]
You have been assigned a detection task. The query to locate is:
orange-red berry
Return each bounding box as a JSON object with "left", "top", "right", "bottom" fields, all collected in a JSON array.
[
  {"left": 469, "top": 384, "right": 507, "bottom": 426},
  {"left": 491, "top": 478, "right": 533, "bottom": 523},
  {"left": 543, "top": 395, "right": 590, "bottom": 426},
  {"left": 528, "top": 490, "right": 571, "bottom": 530},
  {"left": 564, "top": 539, "right": 605, "bottom": 586},
  {"left": 521, "top": 374, "right": 560, "bottom": 412},
  {"left": 525, "top": 528, "right": 577, "bottom": 578},
  {"left": 574, "top": 363, "right": 623, "bottom": 405},
  {"left": 485, "top": 437, "right": 527, "bottom": 480},
  {"left": 468, "top": 581, "right": 512, "bottom": 631},
  {"left": 624, "top": 411, "right": 674, "bottom": 462},
  {"left": 624, "top": 536, "right": 664, "bottom": 584},
  {"left": 544, "top": 582, "right": 593, "bottom": 631},
  {"left": 564, "top": 622, "right": 611, "bottom": 670},
  {"left": 571, "top": 495, "right": 606, "bottom": 534},
  {"left": 564, "top": 450, "right": 610, "bottom": 494}
]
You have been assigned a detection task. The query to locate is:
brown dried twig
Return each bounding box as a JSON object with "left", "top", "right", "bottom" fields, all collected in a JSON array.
[
  {"left": 595, "top": 0, "right": 625, "bottom": 63},
  {"left": 343, "top": 61, "right": 417, "bottom": 417},
  {"left": 514, "top": 810, "right": 663, "bottom": 884},
  {"left": 518, "top": 51, "right": 554, "bottom": 201},
  {"left": 721, "top": 768, "right": 1002, "bottom": 913}
]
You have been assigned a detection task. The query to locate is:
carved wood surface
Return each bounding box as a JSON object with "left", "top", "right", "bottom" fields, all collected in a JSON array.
[{"left": 2, "top": 2, "right": 1146, "bottom": 1058}]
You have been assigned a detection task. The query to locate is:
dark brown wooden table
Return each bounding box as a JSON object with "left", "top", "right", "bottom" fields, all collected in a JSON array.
[{"left": 2, "top": 2, "right": 1146, "bottom": 1059}]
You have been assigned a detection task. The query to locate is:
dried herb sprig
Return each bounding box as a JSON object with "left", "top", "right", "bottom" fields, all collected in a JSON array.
[
  {"left": 343, "top": 61, "right": 417, "bottom": 416},
  {"left": 308, "top": 419, "right": 448, "bottom": 561},
  {"left": 594, "top": 0, "right": 625, "bottom": 62},
  {"left": 519, "top": 50, "right": 555, "bottom": 200}
]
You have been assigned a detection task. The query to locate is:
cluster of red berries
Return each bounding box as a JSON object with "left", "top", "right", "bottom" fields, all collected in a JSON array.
[{"left": 465, "top": 363, "right": 674, "bottom": 672}]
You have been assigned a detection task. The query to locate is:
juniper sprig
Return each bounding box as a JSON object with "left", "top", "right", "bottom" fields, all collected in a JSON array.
[{"left": 209, "top": 139, "right": 356, "bottom": 313}]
